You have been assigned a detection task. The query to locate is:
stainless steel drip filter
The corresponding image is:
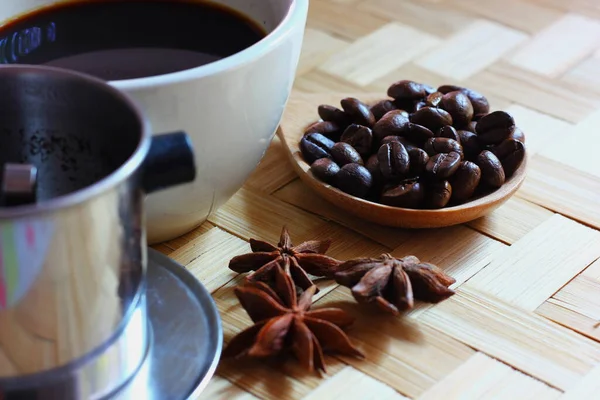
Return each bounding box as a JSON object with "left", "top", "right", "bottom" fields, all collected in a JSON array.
[{"left": 0, "top": 65, "right": 198, "bottom": 399}]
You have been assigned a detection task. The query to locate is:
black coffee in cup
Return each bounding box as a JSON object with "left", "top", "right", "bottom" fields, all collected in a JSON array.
[{"left": 0, "top": 0, "right": 266, "bottom": 80}]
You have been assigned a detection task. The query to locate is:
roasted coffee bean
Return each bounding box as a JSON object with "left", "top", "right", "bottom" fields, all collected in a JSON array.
[
  {"left": 335, "top": 163, "right": 373, "bottom": 198},
  {"left": 331, "top": 142, "right": 363, "bottom": 166},
  {"left": 476, "top": 111, "right": 515, "bottom": 145},
  {"left": 411, "top": 106, "right": 453, "bottom": 132},
  {"left": 508, "top": 126, "right": 526, "bottom": 143},
  {"left": 372, "top": 110, "right": 410, "bottom": 144},
  {"left": 490, "top": 138, "right": 525, "bottom": 177},
  {"left": 300, "top": 133, "right": 335, "bottom": 163},
  {"left": 426, "top": 92, "right": 443, "bottom": 107},
  {"left": 301, "top": 82, "right": 525, "bottom": 205},
  {"left": 405, "top": 123, "right": 435, "bottom": 144},
  {"left": 436, "top": 125, "right": 461, "bottom": 143},
  {"left": 425, "top": 152, "right": 461, "bottom": 179},
  {"left": 424, "top": 137, "right": 463, "bottom": 158},
  {"left": 397, "top": 137, "right": 419, "bottom": 152},
  {"left": 408, "top": 148, "right": 429, "bottom": 176},
  {"left": 437, "top": 85, "right": 462, "bottom": 94},
  {"left": 366, "top": 154, "right": 383, "bottom": 185},
  {"left": 457, "top": 130, "right": 481, "bottom": 160},
  {"left": 414, "top": 101, "right": 427, "bottom": 111},
  {"left": 387, "top": 80, "right": 433, "bottom": 100},
  {"left": 426, "top": 180, "right": 452, "bottom": 209},
  {"left": 424, "top": 84, "right": 436, "bottom": 95},
  {"left": 464, "top": 90, "right": 490, "bottom": 116},
  {"left": 341, "top": 97, "right": 376, "bottom": 127},
  {"left": 318, "top": 104, "right": 350, "bottom": 127},
  {"left": 437, "top": 85, "right": 490, "bottom": 116},
  {"left": 476, "top": 150, "right": 505, "bottom": 188},
  {"left": 467, "top": 120, "right": 477, "bottom": 133},
  {"left": 370, "top": 100, "right": 399, "bottom": 121},
  {"left": 393, "top": 98, "right": 418, "bottom": 113},
  {"left": 304, "top": 120, "right": 341, "bottom": 138},
  {"left": 380, "top": 135, "right": 400, "bottom": 146},
  {"left": 310, "top": 158, "right": 340, "bottom": 184},
  {"left": 340, "top": 124, "right": 373, "bottom": 157},
  {"left": 450, "top": 161, "right": 481, "bottom": 202},
  {"left": 381, "top": 136, "right": 418, "bottom": 151},
  {"left": 378, "top": 141, "right": 410, "bottom": 180},
  {"left": 397, "top": 109, "right": 410, "bottom": 118},
  {"left": 441, "top": 91, "right": 473, "bottom": 127},
  {"left": 380, "top": 179, "right": 424, "bottom": 208}
]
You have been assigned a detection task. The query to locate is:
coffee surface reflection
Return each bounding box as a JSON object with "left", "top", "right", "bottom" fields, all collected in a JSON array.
[{"left": 0, "top": 0, "right": 266, "bottom": 80}]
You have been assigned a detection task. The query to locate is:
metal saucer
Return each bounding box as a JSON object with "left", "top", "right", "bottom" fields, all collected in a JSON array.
[{"left": 112, "top": 248, "right": 223, "bottom": 400}]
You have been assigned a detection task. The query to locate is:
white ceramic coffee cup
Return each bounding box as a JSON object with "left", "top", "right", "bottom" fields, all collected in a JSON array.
[{"left": 1, "top": 0, "right": 309, "bottom": 244}]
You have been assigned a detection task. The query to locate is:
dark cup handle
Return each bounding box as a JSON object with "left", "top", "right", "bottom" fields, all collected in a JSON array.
[{"left": 142, "top": 131, "right": 196, "bottom": 194}]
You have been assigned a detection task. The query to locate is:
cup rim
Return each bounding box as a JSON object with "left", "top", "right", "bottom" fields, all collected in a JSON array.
[
  {"left": 0, "top": 64, "right": 152, "bottom": 219},
  {"left": 113, "top": 0, "right": 309, "bottom": 91}
]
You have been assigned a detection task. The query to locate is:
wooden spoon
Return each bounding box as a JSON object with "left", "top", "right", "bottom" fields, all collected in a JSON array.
[{"left": 277, "top": 92, "right": 528, "bottom": 229}]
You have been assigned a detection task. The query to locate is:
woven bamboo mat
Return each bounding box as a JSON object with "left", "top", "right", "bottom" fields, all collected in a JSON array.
[{"left": 153, "top": 1, "right": 600, "bottom": 398}]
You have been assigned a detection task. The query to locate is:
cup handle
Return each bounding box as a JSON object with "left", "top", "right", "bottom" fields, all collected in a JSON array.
[{"left": 142, "top": 131, "right": 196, "bottom": 194}]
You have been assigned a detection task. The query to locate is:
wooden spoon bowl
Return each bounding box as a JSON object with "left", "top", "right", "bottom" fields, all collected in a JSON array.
[{"left": 277, "top": 92, "right": 528, "bottom": 229}]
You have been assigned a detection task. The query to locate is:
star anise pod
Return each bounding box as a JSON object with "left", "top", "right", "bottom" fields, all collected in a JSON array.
[
  {"left": 228, "top": 226, "right": 342, "bottom": 292},
  {"left": 223, "top": 264, "right": 364, "bottom": 373},
  {"left": 334, "top": 254, "right": 456, "bottom": 315}
]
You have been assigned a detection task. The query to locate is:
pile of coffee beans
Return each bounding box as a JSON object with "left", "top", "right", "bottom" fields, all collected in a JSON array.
[{"left": 299, "top": 80, "right": 526, "bottom": 209}]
